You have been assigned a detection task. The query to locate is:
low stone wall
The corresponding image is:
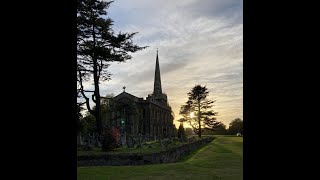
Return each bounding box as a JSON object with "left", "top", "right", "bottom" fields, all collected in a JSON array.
[{"left": 77, "top": 137, "right": 214, "bottom": 167}]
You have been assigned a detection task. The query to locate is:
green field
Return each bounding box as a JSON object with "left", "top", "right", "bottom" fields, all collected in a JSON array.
[{"left": 77, "top": 136, "right": 243, "bottom": 180}]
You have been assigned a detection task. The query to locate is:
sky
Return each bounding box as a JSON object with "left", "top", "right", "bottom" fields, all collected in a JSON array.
[{"left": 81, "top": 0, "right": 243, "bottom": 128}]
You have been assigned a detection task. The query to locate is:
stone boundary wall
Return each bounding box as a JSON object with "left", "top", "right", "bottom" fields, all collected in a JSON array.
[{"left": 77, "top": 137, "right": 214, "bottom": 167}]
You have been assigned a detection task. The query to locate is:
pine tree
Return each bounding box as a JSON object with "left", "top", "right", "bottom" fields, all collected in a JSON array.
[
  {"left": 177, "top": 123, "right": 186, "bottom": 140},
  {"left": 183, "top": 85, "right": 220, "bottom": 138},
  {"left": 77, "top": 0, "right": 147, "bottom": 145}
]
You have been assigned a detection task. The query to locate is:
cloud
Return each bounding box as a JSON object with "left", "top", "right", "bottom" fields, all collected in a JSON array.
[{"left": 80, "top": 0, "right": 243, "bottom": 128}]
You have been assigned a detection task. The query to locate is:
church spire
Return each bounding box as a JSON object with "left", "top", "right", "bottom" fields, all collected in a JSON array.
[{"left": 153, "top": 49, "right": 162, "bottom": 95}]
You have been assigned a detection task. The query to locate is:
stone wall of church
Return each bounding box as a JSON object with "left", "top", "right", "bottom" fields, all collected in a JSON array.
[
  {"left": 145, "top": 103, "right": 175, "bottom": 140},
  {"left": 105, "top": 97, "right": 175, "bottom": 141}
]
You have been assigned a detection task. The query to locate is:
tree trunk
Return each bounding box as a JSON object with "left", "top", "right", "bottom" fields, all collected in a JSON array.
[
  {"left": 198, "top": 100, "right": 201, "bottom": 138},
  {"left": 93, "top": 69, "right": 103, "bottom": 136},
  {"left": 92, "top": 23, "right": 104, "bottom": 140}
]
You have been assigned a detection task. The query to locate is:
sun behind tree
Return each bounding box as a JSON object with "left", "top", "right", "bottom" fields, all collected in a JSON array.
[
  {"left": 181, "top": 85, "right": 220, "bottom": 138},
  {"left": 190, "top": 112, "right": 195, "bottom": 118}
]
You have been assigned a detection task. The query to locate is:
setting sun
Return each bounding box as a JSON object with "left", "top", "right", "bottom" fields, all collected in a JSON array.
[{"left": 190, "top": 112, "right": 195, "bottom": 118}]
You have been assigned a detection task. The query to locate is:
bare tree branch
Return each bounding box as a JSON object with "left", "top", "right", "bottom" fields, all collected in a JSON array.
[{"left": 78, "top": 69, "right": 94, "bottom": 115}]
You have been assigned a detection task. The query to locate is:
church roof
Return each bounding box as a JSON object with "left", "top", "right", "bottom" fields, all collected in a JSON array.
[
  {"left": 110, "top": 50, "right": 170, "bottom": 110},
  {"left": 114, "top": 91, "right": 141, "bottom": 102}
]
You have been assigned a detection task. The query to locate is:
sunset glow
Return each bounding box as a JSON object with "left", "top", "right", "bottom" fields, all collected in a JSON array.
[
  {"left": 190, "top": 112, "right": 195, "bottom": 118},
  {"left": 81, "top": 0, "right": 243, "bottom": 129}
]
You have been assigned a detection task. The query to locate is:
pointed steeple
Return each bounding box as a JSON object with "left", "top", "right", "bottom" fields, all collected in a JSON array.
[{"left": 153, "top": 49, "right": 162, "bottom": 96}]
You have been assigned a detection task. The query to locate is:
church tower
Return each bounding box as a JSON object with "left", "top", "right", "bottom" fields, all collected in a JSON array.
[
  {"left": 153, "top": 50, "right": 162, "bottom": 96},
  {"left": 152, "top": 50, "right": 167, "bottom": 103}
]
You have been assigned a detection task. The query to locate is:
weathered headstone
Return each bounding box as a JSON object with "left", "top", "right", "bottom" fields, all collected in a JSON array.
[
  {"left": 127, "top": 136, "right": 134, "bottom": 148},
  {"left": 121, "top": 134, "right": 127, "bottom": 146},
  {"left": 97, "top": 141, "right": 102, "bottom": 147},
  {"left": 88, "top": 134, "right": 94, "bottom": 145},
  {"left": 94, "top": 133, "right": 101, "bottom": 147},
  {"left": 77, "top": 134, "right": 84, "bottom": 146}
]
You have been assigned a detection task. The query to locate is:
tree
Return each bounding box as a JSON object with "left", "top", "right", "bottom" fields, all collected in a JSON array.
[
  {"left": 200, "top": 122, "right": 227, "bottom": 135},
  {"left": 77, "top": 102, "right": 85, "bottom": 135},
  {"left": 178, "top": 101, "right": 193, "bottom": 125},
  {"left": 177, "top": 117, "right": 187, "bottom": 125},
  {"left": 185, "top": 127, "right": 193, "bottom": 136},
  {"left": 79, "top": 112, "right": 97, "bottom": 136},
  {"left": 212, "top": 122, "right": 228, "bottom": 135},
  {"left": 228, "top": 118, "right": 243, "bottom": 135},
  {"left": 184, "top": 85, "right": 219, "bottom": 138},
  {"left": 177, "top": 123, "right": 186, "bottom": 140},
  {"left": 102, "top": 126, "right": 120, "bottom": 151},
  {"left": 80, "top": 105, "right": 109, "bottom": 136},
  {"left": 172, "top": 126, "right": 178, "bottom": 137},
  {"left": 77, "top": 0, "right": 147, "bottom": 143}
]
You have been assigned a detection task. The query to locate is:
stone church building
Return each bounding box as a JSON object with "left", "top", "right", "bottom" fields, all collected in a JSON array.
[{"left": 103, "top": 51, "right": 176, "bottom": 141}]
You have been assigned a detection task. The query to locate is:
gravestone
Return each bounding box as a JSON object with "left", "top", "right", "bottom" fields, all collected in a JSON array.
[
  {"left": 88, "top": 134, "right": 94, "bottom": 145},
  {"left": 97, "top": 141, "right": 102, "bottom": 147},
  {"left": 77, "top": 133, "right": 84, "bottom": 146},
  {"left": 127, "top": 136, "right": 134, "bottom": 148},
  {"left": 121, "top": 133, "right": 127, "bottom": 146},
  {"left": 136, "top": 133, "right": 143, "bottom": 149},
  {"left": 94, "top": 133, "right": 101, "bottom": 147}
]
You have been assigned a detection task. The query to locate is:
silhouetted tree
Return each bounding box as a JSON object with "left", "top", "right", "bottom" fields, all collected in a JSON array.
[
  {"left": 228, "top": 118, "right": 243, "bottom": 135},
  {"left": 184, "top": 85, "right": 220, "bottom": 138},
  {"left": 202, "top": 122, "right": 227, "bottom": 135},
  {"left": 177, "top": 117, "right": 187, "bottom": 125},
  {"left": 214, "top": 122, "right": 228, "bottom": 135},
  {"left": 179, "top": 100, "right": 194, "bottom": 123},
  {"left": 80, "top": 104, "right": 112, "bottom": 145},
  {"left": 172, "top": 126, "right": 178, "bottom": 137},
  {"left": 77, "top": 101, "right": 85, "bottom": 135},
  {"left": 177, "top": 123, "right": 186, "bottom": 140},
  {"left": 77, "top": 0, "right": 147, "bottom": 145},
  {"left": 79, "top": 112, "right": 97, "bottom": 137},
  {"left": 102, "top": 126, "right": 120, "bottom": 151},
  {"left": 185, "top": 128, "right": 193, "bottom": 136}
]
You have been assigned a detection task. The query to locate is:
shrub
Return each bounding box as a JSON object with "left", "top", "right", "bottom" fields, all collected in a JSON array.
[
  {"left": 111, "top": 127, "right": 121, "bottom": 144},
  {"left": 102, "top": 127, "right": 121, "bottom": 151},
  {"left": 188, "top": 136, "right": 197, "bottom": 142},
  {"left": 160, "top": 138, "right": 171, "bottom": 149},
  {"left": 172, "top": 137, "right": 179, "bottom": 142},
  {"left": 177, "top": 124, "right": 187, "bottom": 141}
]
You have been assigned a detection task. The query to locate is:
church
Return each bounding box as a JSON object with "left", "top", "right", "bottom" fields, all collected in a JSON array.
[{"left": 103, "top": 51, "right": 176, "bottom": 141}]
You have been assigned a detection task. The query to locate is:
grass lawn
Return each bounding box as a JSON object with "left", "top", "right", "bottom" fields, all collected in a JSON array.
[{"left": 77, "top": 136, "right": 243, "bottom": 180}]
